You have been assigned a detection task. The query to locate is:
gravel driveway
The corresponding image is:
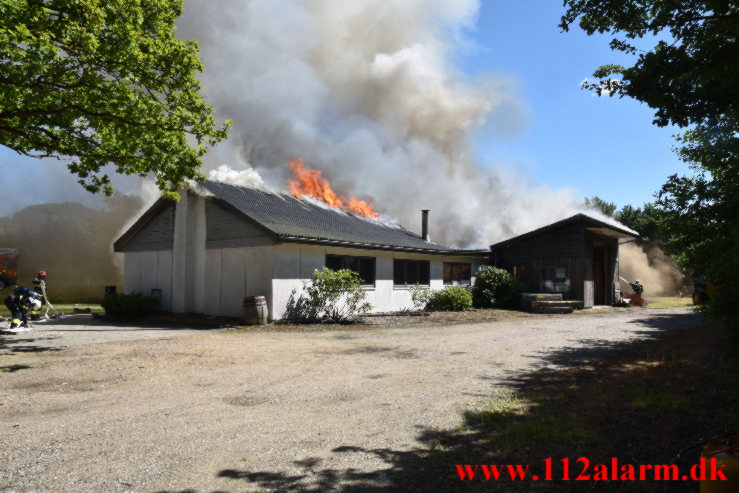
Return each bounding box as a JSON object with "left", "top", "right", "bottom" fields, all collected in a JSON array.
[{"left": 0, "top": 308, "right": 700, "bottom": 492}]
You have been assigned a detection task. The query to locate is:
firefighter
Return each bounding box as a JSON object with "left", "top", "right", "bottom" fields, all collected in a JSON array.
[
  {"left": 31, "top": 270, "right": 48, "bottom": 320},
  {"left": 4, "top": 286, "right": 40, "bottom": 329},
  {"left": 4, "top": 287, "right": 23, "bottom": 328}
]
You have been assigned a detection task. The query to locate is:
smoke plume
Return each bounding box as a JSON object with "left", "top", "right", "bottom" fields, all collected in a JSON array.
[
  {"left": 619, "top": 242, "right": 684, "bottom": 297},
  {"left": 176, "top": 0, "right": 589, "bottom": 247},
  {"left": 0, "top": 195, "right": 144, "bottom": 301}
]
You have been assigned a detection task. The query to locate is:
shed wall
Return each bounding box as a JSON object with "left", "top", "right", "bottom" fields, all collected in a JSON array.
[
  {"left": 122, "top": 250, "right": 173, "bottom": 310},
  {"left": 204, "top": 246, "right": 273, "bottom": 318}
]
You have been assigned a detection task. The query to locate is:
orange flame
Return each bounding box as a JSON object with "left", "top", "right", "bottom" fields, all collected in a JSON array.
[{"left": 288, "top": 158, "right": 378, "bottom": 218}]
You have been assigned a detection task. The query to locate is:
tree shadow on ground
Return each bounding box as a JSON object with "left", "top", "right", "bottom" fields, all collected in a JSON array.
[
  {"left": 170, "top": 312, "right": 735, "bottom": 492},
  {"left": 0, "top": 333, "right": 62, "bottom": 353}
]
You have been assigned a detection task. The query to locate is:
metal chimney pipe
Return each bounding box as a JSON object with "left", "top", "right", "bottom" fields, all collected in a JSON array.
[{"left": 421, "top": 210, "right": 429, "bottom": 242}]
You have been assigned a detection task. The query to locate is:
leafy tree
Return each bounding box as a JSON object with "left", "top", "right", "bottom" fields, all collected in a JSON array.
[
  {"left": 562, "top": 1, "right": 738, "bottom": 320},
  {"left": 584, "top": 196, "right": 618, "bottom": 217},
  {"left": 615, "top": 202, "right": 663, "bottom": 245},
  {"left": 0, "top": 0, "right": 229, "bottom": 197}
]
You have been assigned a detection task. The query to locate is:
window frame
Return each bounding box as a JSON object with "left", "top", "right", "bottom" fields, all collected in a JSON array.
[
  {"left": 443, "top": 262, "right": 472, "bottom": 286},
  {"left": 393, "top": 259, "right": 431, "bottom": 287},
  {"left": 325, "top": 254, "right": 376, "bottom": 287}
]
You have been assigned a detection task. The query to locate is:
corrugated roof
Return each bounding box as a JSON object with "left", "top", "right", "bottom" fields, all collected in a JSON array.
[{"left": 199, "top": 180, "right": 485, "bottom": 255}]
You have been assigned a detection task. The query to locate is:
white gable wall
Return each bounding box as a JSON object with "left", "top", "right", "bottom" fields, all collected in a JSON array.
[
  {"left": 123, "top": 250, "right": 173, "bottom": 311},
  {"left": 204, "top": 246, "right": 273, "bottom": 317}
]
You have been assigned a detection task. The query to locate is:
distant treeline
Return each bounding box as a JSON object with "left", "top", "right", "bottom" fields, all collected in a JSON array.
[{"left": 0, "top": 194, "right": 144, "bottom": 302}]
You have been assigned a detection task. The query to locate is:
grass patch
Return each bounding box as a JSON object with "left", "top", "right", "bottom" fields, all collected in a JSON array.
[
  {"left": 646, "top": 296, "right": 694, "bottom": 309},
  {"left": 506, "top": 416, "right": 591, "bottom": 442},
  {"left": 0, "top": 303, "right": 104, "bottom": 317},
  {"left": 474, "top": 389, "right": 592, "bottom": 444},
  {"left": 630, "top": 388, "right": 692, "bottom": 409}
]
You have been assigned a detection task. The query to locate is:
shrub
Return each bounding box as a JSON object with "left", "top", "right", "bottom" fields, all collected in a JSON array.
[
  {"left": 101, "top": 292, "right": 159, "bottom": 318},
  {"left": 472, "top": 266, "right": 524, "bottom": 308},
  {"left": 408, "top": 284, "right": 432, "bottom": 311},
  {"left": 285, "top": 268, "right": 371, "bottom": 322},
  {"left": 426, "top": 286, "right": 473, "bottom": 311}
]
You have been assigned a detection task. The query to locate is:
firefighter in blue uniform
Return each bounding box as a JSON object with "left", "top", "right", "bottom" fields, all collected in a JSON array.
[{"left": 4, "top": 286, "right": 41, "bottom": 329}]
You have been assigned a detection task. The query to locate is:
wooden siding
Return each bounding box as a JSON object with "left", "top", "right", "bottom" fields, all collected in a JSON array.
[
  {"left": 123, "top": 204, "right": 175, "bottom": 252},
  {"left": 205, "top": 201, "right": 273, "bottom": 249},
  {"left": 495, "top": 223, "right": 585, "bottom": 258}
]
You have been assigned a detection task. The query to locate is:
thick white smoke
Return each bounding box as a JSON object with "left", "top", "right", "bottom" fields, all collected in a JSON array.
[{"left": 177, "top": 0, "right": 592, "bottom": 247}]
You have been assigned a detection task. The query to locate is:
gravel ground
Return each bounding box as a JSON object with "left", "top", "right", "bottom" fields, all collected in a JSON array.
[{"left": 0, "top": 308, "right": 700, "bottom": 492}]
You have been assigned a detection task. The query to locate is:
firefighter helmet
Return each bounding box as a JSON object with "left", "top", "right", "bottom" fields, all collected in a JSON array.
[{"left": 37, "top": 270, "right": 47, "bottom": 279}]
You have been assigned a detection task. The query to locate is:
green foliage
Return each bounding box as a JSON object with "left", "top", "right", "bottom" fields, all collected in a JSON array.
[
  {"left": 583, "top": 196, "right": 617, "bottom": 217},
  {"left": 101, "top": 292, "right": 158, "bottom": 318},
  {"left": 615, "top": 203, "right": 663, "bottom": 245},
  {"left": 657, "top": 166, "right": 739, "bottom": 321},
  {"left": 426, "top": 286, "right": 472, "bottom": 312},
  {"left": 563, "top": 1, "right": 738, "bottom": 321},
  {"left": 0, "top": 0, "right": 229, "bottom": 196},
  {"left": 408, "top": 284, "right": 432, "bottom": 311},
  {"left": 561, "top": 1, "right": 738, "bottom": 130},
  {"left": 472, "top": 266, "right": 524, "bottom": 308},
  {"left": 286, "top": 268, "right": 371, "bottom": 322}
]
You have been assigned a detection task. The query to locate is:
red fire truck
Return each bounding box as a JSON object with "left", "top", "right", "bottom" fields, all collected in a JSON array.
[{"left": 0, "top": 248, "right": 19, "bottom": 290}]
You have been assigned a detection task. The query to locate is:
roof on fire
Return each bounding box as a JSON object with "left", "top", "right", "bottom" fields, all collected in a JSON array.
[
  {"left": 115, "top": 180, "right": 489, "bottom": 256},
  {"left": 200, "top": 180, "right": 488, "bottom": 255}
]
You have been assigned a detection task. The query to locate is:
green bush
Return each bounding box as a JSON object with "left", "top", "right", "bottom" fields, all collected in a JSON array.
[
  {"left": 408, "top": 284, "right": 432, "bottom": 311},
  {"left": 472, "top": 266, "right": 524, "bottom": 308},
  {"left": 101, "top": 292, "right": 159, "bottom": 318},
  {"left": 426, "top": 286, "right": 473, "bottom": 311},
  {"left": 284, "top": 268, "right": 371, "bottom": 322}
]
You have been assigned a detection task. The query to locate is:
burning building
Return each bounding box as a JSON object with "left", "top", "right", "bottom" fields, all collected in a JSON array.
[{"left": 114, "top": 179, "right": 487, "bottom": 319}]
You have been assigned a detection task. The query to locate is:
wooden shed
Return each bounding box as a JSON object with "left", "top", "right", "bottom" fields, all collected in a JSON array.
[{"left": 490, "top": 214, "right": 637, "bottom": 308}]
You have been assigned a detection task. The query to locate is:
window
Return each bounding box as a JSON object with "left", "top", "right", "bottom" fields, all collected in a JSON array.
[
  {"left": 539, "top": 265, "right": 571, "bottom": 295},
  {"left": 325, "top": 255, "right": 376, "bottom": 286},
  {"left": 443, "top": 262, "right": 471, "bottom": 286},
  {"left": 393, "top": 259, "right": 430, "bottom": 286}
]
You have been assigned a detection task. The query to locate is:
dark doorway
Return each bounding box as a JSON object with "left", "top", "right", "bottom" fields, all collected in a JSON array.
[{"left": 593, "top": 247, "right": 605, "bottom": 305}]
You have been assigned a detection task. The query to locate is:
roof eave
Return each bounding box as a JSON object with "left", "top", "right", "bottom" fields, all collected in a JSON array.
[{"left": 278, "top": 236, "right": 490, "bottom": 256}]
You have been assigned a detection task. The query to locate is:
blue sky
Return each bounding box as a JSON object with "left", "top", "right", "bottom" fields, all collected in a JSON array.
[{"left": 462, "top": 1, "right": 690, "bottom": 209}]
